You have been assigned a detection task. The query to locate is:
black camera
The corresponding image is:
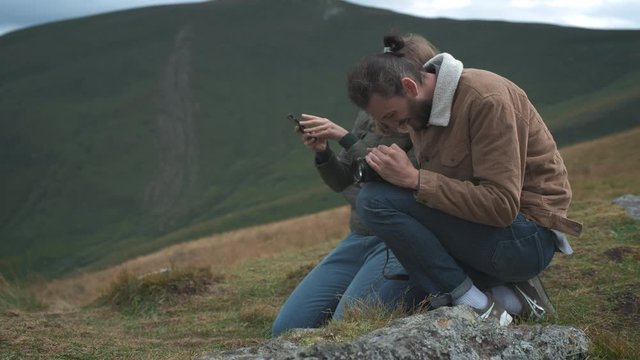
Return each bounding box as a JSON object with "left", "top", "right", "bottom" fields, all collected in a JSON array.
[{"left": 353, "top": 157, "right": 386, "bottom": 183}]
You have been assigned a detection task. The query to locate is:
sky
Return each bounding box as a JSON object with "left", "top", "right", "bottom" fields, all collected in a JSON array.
[{"left": 1, "top": 0, "right": 639, "bottom": 37}]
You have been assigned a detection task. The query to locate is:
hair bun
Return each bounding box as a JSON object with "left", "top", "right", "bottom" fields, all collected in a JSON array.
[{"left": 383, "top": 35, "right": 405, "bottom": 53}]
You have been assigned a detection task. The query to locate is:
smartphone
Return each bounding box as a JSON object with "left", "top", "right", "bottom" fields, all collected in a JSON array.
[
  {"left": 288, "top": 113, "right": 317, "bottom": 141},
  {"left": 287, "top": 114, "right": 305, "bottom": 130}
]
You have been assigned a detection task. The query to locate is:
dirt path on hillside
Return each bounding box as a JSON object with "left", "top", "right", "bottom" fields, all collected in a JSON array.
[{"left": 143, "top": 23, "right": 198, "bottom": 231}]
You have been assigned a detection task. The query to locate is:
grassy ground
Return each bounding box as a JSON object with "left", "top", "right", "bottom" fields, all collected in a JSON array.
[
  {"left": 541, "top": 127, "right": 640, "bottom": 358},
  {"left": 1, "top": 127, "right": 639, "bottom": 359},
  {"left": 0, "top": 239, "right": 340, "bottom": 359}
]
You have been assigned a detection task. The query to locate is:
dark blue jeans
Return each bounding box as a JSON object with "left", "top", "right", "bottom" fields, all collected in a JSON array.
[
  {"left": 271, "top": 232, "right": 427, "bottom": 336},
  {"left": 356, "top": 182, "right": 556, "bottom": 308}
]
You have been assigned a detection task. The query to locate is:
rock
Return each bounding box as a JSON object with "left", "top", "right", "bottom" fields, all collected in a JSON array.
[
  {"left": 199, "top": 306, "right": 589, "bottom": 360},
  {"left": 612, "top": 194, "right": 640, "bottom": 220}
]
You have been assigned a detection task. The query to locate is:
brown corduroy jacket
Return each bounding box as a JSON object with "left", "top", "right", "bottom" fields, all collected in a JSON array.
[{"left": 412, "top": 69, "right": 582, "bottom": 236}]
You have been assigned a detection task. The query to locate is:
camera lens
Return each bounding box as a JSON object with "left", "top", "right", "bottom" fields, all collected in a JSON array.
[
  {"left": 352, "top": 157, "right": 386, "bottom": 183},
  {"left": 354, "top": 159, "right": 366, "bottom": 183}
]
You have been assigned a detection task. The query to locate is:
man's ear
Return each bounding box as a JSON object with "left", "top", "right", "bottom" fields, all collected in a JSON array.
[{"left": 400, "top": 77, "right": 419, "bottom": 98}]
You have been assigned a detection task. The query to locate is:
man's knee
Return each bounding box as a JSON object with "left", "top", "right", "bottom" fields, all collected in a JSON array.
[
  {"left": 356, "top": 182, "right": 410, "bottom": 218},
  {"left": 355, "top": 182, "right": 389, "bottom": 220}
]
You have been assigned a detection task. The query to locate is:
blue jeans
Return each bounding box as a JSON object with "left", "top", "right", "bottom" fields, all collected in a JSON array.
[
  {"left": 355, "top": 182, "right": 557, "bottom": 308},
  {"left": 272, "top": 232, "right": 427, "bottom": 336}
]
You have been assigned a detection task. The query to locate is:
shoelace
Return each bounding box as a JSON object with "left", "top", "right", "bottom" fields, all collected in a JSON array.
[
  {"left": 479, "top": 303, "right": 513, "bottom": 326},
  {"left": 514, "top": 285, "right": 546, "bottom": 320},
  {"left": 479, "top": 303, "right": 495, "bottom": 320}
]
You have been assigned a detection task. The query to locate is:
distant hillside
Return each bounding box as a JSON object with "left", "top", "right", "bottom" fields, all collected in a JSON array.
[{"left": 1, "top": 0, "right": 639, "bottom": 279}]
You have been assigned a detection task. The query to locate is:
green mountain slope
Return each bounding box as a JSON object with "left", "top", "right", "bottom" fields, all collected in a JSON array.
[{"left": 1, "top": 0, "right": 639, "bottom": 278}]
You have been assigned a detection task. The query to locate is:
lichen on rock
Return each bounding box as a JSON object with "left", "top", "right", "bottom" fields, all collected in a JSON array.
[{"left": 200, "top": 305, "right": 589, "bottom": 360}]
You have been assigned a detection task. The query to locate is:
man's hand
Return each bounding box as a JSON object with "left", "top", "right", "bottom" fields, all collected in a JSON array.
[
  {"left": 300, "top": 114, "right": 348, "bottom": 141},
  {"left": 366, "top": 144, "right": 419, "bottom": 189}
]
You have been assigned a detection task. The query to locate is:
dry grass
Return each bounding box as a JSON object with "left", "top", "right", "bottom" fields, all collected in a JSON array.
[
  {"left": 561, "top": 126, "right": 640, "bottom": 200},
  {"left": 35, "top": 206, "right": 349, "bottom": 309},
  {"left": 280, "top": 299, "right": 419, "bottom": 347},
  {"left": 97, "top": 267, "right": 223, "bottom": 315},
  {"left": 1, "top": 233, "right": 341, "bottom": 359},
  {"left": 544, "top": 126, "right": 640, "bottom": 358},
  {"left": 0, "top": 273, "right": 46, "bottom": 312}
]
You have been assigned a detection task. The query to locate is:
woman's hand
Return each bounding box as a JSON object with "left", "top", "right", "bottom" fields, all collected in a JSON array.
[
  {"left": 300, "top": 114, "right": 348, "bottom": 141},
  {"left": 301, "top": 133, "right": 327, "bottom": 152},
  {"left": 366, "top": 144, "right": 419, "bottom": 189}
]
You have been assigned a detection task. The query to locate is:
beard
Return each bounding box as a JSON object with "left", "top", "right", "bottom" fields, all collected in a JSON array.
[{"left": 407, "top": 98, "right": 432, "bottom": 131}]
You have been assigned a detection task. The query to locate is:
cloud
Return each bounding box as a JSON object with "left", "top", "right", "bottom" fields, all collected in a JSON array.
[
  {"left": 510, "top": 0, "right": 604, "bottom": 9},
  {"left": 409, "top": 0, "right": 472, "bottom": 11},
  {"left": 1, "top": 0, "right": 639, "bottom": 33},
  {"left": 563, "top": 14, "right": 637, "bottom": 29},
  {"left": 507, "top": 0, "right": 640, "bottom": 28},
  {"left": 344, "top": 0, "right": 640, "bottom": 29}
]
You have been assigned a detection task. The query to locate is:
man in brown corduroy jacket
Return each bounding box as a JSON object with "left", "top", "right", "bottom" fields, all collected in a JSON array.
[{"left": 346, "top": 36, "right": 582, "bottom": 326}]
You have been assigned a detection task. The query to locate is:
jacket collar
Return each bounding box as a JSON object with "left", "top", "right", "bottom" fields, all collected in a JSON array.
[{"left": 423, "top": 53, "right": 464, "bottom": 127}]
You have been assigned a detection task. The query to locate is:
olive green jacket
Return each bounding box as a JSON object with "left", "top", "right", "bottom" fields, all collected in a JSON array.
[{"left": 315, "top": 111, "right": 415, "bottom": 235}]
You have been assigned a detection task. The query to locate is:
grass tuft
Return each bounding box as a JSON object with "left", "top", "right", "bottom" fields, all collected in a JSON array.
[
  {"left": 274, "top": 262, "right": 316, "bottom": 297},
  {"left": 239, "top": 303, "right": 278, "bottom": 329},
  {"left": 0, "top": 274, "right": 47, "bottom": 312},
  {"left": 327, "top": 300, "right": 412, "bottom": 341},
  {"left": 588, "top": 330, "right": 638, "bottom": 359},
  {"left": 609, "top": 217, "right": 640, "bottom": 244},
  {"left": 282, "top": 297, "right": 425, "bottom": 347},
  {"left": 96, "top": 267, "right": 222, "bottom": 316}
]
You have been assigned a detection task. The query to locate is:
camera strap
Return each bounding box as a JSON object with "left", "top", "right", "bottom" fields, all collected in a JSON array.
[{"left": 382, "top": 247, "right": 410, "bottom": 281}]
